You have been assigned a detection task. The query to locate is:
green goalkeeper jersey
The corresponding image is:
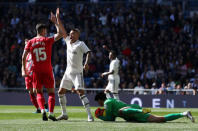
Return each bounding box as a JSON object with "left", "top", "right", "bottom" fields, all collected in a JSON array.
[{"left": 98, "top": 98, "right": 142, "bottom": 121}]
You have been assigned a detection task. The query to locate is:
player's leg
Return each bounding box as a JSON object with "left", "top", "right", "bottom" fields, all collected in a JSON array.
[
  {"left": 28, "top": 88, "right": 40, "bottom": 113},
  {"left": 76, "top": 89, "right": 94, "bottom": 122},
  {"left": 112, "top": 78, "right": 119, "bottom": 100},
  {"left": 147, "top": 111, "right": 194, "bottom": 123},
  {"left": 35, "top": 87, "right": 45, "bottom": 112},
  {"left": 46, "top": 87, "right": 57, "bottom": 121},
  {"left": 25, "top": 77, "right": 40, "bottom": 113},
  {"left": 112, "top": 93, "right": 119, "bottom": 100},
  {"left": 105, "top": 80, "right": 113, "bottom": 99},
  {"left": 74, "top": 73, "right": 94, "bottom": 121},
  {"left": 35, "top": 87, "right": 48, "bottom": 121},
  {"left": 44, "top": 72, "right": 57, "bottom": 121},
  {"left": 33, "top": 72, "right": 48, "bottom": 121},
  {"left": 104, "top": 89, "right": 111, "bottom": 99},
  {"left": 57, "top": 88, "right": 69, "bottom": 120},
  {"left": 57, "top": 73, "right": 72, "bottom": 120},
  {"left": 119, "top": 107, "right": 151, "bottom": 122},
  {"left": 119, "top": 107, "right": 150, "bottom": 115}
]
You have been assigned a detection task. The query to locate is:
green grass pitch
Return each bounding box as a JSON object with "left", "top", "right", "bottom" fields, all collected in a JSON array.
[{"left": 0, "top": 105, "right": 198, "bottom": 131}]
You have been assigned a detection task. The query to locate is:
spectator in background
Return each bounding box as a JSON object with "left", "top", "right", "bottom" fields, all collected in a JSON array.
[
  {"left": 151, "top": 82, "right": 158, "bottom": 95},
  {"left": 0, "top": 2, "right": 197, "bottom": 97},
  {"left": 192, "top": 79, "right": 198, "bottom": 95},
  {"left": 175, "top": 84, "right": 184, "bottom": 95},
  {"left": 133, "top": 81, "right": 144, "bottom": 95},
  {"left": 184, "top": 83, "right": 194, "bottom": 95},
  {"left": 157, "top": 82, "right": 167, "bottom": 95},
  {"left": 143, "top": 83, "right": 150, "bottom": 95}
]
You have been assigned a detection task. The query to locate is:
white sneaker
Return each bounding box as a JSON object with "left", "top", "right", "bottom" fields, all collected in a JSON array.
[
  {"left": 57, "top": 114, "right": 69, "bottom": 121},
  {"left": 88, "top": 116, "right": 94, "bottom": 122},
  {"left": 183, "top": 111, "right": 195, "bottom": 123}
]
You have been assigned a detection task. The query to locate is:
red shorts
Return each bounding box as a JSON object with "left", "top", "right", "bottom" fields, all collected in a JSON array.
[
  {"left": 25, "top": 76, "right": 33, "bottom": 90},
  {"left": 33, "top": 71, "right": 55, "bottom": 89}
]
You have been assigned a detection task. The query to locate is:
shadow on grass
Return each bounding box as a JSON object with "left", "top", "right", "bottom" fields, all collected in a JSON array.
[{"left": 55, "top": 120, "right": 188, "bottom": 124}]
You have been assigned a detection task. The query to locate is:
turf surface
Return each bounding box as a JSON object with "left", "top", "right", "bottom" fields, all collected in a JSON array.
[{"left": 0, "top": 105, "right": 198, "bottom": 131}]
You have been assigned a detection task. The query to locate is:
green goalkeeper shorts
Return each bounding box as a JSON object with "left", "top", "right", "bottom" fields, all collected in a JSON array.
[{"left": 123, "top": 113, "right": 151, "bottom": 122}]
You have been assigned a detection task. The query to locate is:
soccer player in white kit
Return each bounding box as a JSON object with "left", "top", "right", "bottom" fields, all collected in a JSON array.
[
  {"left": 101, "top": 50, "right": 120, "bottom": 100},
  {"left": 56, "top": 8, "right": 94, "bottom": 121}
]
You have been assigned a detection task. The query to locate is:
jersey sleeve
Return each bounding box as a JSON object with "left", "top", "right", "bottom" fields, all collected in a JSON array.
[
  {"left": 64, "top": 36, "right": 70, "bottom": 45},
  {"left": 24, "top": 40, "right": 31, "bottom": 51},
  {"left": 80, "top": 42, "right": 91, "bottom": 54},
  {"left": 109, "top": 61, "right": 116, "bottom": 72}
]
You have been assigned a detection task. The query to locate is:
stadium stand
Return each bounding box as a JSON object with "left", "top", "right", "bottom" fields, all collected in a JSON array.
[{"left": 0, "top": 0, "right": 198, "bottom": 95}]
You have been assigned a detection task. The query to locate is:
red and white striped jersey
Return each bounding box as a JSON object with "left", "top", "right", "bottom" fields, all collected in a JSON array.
[{"left": 25, "top": 53, "right": 33, "bottom": 77}]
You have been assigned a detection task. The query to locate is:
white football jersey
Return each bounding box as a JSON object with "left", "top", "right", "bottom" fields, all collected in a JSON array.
[
  {"left": 108, "top": 57, "right": 120, "bottom": 80},
  {"left": 64, "top": 36, "right": 90, "bottom": 74}
]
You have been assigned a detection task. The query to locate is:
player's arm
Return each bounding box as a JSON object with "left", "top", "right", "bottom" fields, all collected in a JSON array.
[
  {"left": 101, "top": 61, "right": 116, "bottom": 77},
  {"left": 101, "top": 70, "right": 114, "bottom": 78},
  {"left": 84, "top": 51, "right": 91, "bottom": 72},
  {"left": 103, "top": 101, "right": 115, "bottom": 121},
  {"left": 50, "top": 11, "right": 62, "bottom": 42},
  {"left": 56, "top": 8, "right": 67, "bottom": 39},
  {"left": 21, "top": 50, "right": 29, "bottom": 77},
  {"left": 98, "top": 102, "right": 115, "bottom": 121}
]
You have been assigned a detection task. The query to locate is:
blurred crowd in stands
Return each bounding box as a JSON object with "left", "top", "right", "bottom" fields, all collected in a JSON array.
[{"left": 0, "top": 1, "right": 198, "bottom": 95}]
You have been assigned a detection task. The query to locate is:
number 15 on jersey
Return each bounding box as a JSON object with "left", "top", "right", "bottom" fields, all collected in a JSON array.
[{"left": 33, "top": 47, "right": 47, "bottom": 62}]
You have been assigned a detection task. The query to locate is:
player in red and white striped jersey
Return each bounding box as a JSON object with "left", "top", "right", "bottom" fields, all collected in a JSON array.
[{"left": 24, "top": 39, "right": 40, "bottom": 113}]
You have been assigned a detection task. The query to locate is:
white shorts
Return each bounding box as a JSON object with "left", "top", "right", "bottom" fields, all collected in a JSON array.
[
  {"left": 106, "top": 77, "right": 120, "bottom": 93},
  {"left": 60, "top": 72, "right": 84, "bottom": 90}
]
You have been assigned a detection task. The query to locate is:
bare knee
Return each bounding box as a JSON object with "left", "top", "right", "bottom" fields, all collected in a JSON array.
[
  {"left": 104, "top": 90, "right": 110, "bottom": 93},
  {"left": 58, "top": 88, "right": 67, "bottom": 95},
  {"left": 76, "top": 90, "right": 84, "bottom": 96}
]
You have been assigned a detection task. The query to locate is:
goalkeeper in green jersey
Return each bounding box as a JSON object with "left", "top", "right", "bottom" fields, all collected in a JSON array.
[{"left": 94, "top": 92, "right": 195, "bottom": 123}]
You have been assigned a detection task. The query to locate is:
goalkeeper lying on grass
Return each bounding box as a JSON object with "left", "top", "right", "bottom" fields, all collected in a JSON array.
[{"left": 94, "top": 92, "right": 195, "bottom": 123}]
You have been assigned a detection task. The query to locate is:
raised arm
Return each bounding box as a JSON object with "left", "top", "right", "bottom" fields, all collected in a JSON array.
[
  {"left": 56, "top": 8, "right": 67, "bottom": 39},
  {"left": 50, "top": 11, "right": 62, "bottom": 41}
]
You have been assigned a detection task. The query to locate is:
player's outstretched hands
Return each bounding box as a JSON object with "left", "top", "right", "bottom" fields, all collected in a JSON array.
[
  {"left": 50, "top": 12, "right": 57, "bottom": 24},
  {"left": 56, "top": 8, "right": 60, "bottom": 18}
]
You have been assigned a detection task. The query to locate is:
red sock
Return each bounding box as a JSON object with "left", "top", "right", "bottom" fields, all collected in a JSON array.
[
  {"left": 29, "top": 93, "right": 39, "bottom": 109},
  {"left": 48, "top": 93, "right": 55, "bottom": 113},
  {"left": 37, "top": 93, "right": 45, "bottom": 110}
]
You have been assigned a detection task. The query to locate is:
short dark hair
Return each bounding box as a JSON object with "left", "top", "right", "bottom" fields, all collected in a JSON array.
[
  {"left": 36, "top": 23, "right": 47, "bottom": 34},
  {"left": 110, "top": 50, "right": 117, "bottom": 57},
  {"left": 95, "top": 92, "right": 107, "bottom": 101},
  {"left": 71, "top": 28, "right": 80, "bottom": 35}
]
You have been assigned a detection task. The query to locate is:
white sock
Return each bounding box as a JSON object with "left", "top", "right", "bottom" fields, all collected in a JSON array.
[
  {"left": 80, "top": 95, "right": 92, "bottom": 117},
  {"left": 105, "top": 92, "right": 111, "bottom": 99},
  {"left": 113, "top": 93, "right": 119, "bottom": 100},
  {"left": 182, "top": 111, "right": 188, "bottom": 116},
  {"left": 58, "top": 94, "right": 67, "bottom": 116},
  {"left": 41, "top": 109, "right": 45, "bottom": 114}
]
